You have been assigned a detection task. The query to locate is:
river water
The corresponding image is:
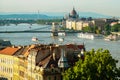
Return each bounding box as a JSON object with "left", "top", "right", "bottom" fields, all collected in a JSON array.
[{"left": 0, "top": 23, "right": 120, "bottom": 67}]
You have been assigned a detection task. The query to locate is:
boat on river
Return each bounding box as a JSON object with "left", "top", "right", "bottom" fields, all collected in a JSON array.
[
  {"left": 104, "top": 34, "right": 120, "bottom": 41},
  {"left": 58, "top": 38, "right": 64, "bottom": 42},
  {"left": 58, "top": 32, "right": 66, "bottom": 36},
  {"left": 32, "top": 37, "right": 38, "bottom": 41},
  {"left": 77, "top": 33, "right": 103, "bottom": 40}
]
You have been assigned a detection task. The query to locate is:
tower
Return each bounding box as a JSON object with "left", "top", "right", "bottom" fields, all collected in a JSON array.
[
  {"left": 58, "top": 48, "right": 69, "bottom": 71},
  {"left": 69, "top": 7, "right": 79, "bottom": 19},
  {"left": 51, "top": 22, "right": 58, "bottom": 36}
]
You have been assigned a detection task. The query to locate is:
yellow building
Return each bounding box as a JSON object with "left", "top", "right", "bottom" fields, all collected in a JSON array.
[
  {"left": 65, "top": 8, "right": 94, "bottom": 31},
  {"left": 0, "top": 46, "right": 31, "bottom": 80},
  {"left": 66, "top": 20, "right": 94, "bottom": 31},
  {"left": 0, "top": 44, "right": 85, "bottom": 80},
  {"left": 66, "top": 20, "right": 72, "bottom": 29},
  {"left": 0, "top": 54, "right": 14, "bottom": 80},
  {"left": 72, "top": 21, "right": 76, "bottom": 30},
  {"left": 18, "top": 57, "right": 27, "bottom": 80},
  {"left": 0, "top": 47, "right": 20, "bottom": 80},
  {"left": 13, "top": 56, "right": 19, "bottom": 80}
]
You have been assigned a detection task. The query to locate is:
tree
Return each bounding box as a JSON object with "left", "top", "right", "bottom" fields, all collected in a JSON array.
[
  {"left": 82, "top": 26, "right": 89, "bottom": 32},
  {"left": 63, "top": 49, "right": 120, "bottom": 80},
  {"left": 111, "top": 24, "right": 120, "bottom": 32},
  {"left": 93, "top": 26, "right": 102, "bottom": 34},
  {"left": 104, "top": 24, "right": 111, "bottom": 35},
  {"left": 82, "top": 26, "right": 93, "bottom": 33}
]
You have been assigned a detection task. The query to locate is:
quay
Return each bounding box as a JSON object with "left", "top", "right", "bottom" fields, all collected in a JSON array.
[{"left": 0, "top": 30, "right": 81, "bottom": 33}]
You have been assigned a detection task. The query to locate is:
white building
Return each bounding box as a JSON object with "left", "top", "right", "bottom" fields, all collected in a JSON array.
[{"left": 65, "top": 8, "right": 94, "bottom": 30}]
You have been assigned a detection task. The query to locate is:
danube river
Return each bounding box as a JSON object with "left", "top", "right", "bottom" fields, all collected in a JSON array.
[{"left": 0, "top": 23, "right": 120, "bottom": 67}]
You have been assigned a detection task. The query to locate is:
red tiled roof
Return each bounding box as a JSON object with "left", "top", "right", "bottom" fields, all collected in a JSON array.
[
  {"left": 24, "top": 45, "right": 36, "bottom": 57},
  {"left": 0, "top": 47, "right": 20, "bottom": 55},
  {"left": 66, "top": 44, "right": 84, "bottom": 50},
  {"left": 77, "top": 45, "right": 84, "bottom": 49}
]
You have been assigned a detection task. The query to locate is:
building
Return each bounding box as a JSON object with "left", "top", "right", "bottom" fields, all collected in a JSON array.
[
  {"left": 0, "top": 47, "right": 20, "bottom": 80},
  {"left": 0, "top": 45, "right": 35, "bottom": 80},
  {"left": 0, "top": 43, "right": 85, "bottom": 80},
  {"left": 110, "top": 22, "right": 118, "bottom": 26},
  {"left": 68, "top": 7, "right": 79, "bottom": 19},
  {"left": 27, "top": 43, "right": 85, "bottom": 80},
  {"left": 63, "top": 8, "right": 119, "bottom": 31},
  {"left": 64, "top": 8, "right": 94, "bottom": 31}
]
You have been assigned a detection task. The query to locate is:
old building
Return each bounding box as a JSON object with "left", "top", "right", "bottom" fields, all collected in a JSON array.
[
  {"left": 0, "top": 43, "right": 85, "bottom": 80},
  {"left": 0, "top": 45, "right": 35, "bottom": 80},
  {"left": 63, "top": 8, "right": 94, "bottom": 31},
  {"left": 63, "top": 8, "right": 119, "bottom": 32},
  {"left": 27, "top": 43, "right": 85, "bottom": 80}
]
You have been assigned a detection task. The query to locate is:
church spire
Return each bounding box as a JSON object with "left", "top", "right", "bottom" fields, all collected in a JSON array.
[{"left": 58, "top": 48, "right": 69, "bottom": 68}]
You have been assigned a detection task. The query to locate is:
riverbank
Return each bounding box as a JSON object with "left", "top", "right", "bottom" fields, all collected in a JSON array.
[{"left": 0, "top": 24, "right": 120, "bottom": 67}]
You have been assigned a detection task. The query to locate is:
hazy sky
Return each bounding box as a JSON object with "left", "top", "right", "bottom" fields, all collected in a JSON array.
[{"left": 0, "top": 0, "right": 120, "bottom": 16}]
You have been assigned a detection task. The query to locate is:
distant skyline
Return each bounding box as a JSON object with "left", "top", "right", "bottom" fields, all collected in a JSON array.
[{"left": 0, "top": 0, "right": 120, "bottom": 17}]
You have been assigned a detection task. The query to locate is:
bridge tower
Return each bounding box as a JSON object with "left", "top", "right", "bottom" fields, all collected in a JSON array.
[{"left": 51, "top": 22, "right": 58, "bottom": 36}]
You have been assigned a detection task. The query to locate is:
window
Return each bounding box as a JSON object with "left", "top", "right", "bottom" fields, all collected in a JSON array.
[
  {"left": 48, "top": 76, "right": 51, "bottom": 80},
  {"left": 54, "top": 76, "right": 56, "bottom": 80},
  {"left": 39, "top": 76, "right": 42, "bottom": 80},
  {"left": 20, "top": 71, "right": 24, "bottom": 77}
]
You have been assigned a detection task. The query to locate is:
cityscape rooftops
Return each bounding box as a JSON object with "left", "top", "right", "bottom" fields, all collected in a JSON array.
[{"left": 0, "top": 46, "right": 20, "bottom": 55}]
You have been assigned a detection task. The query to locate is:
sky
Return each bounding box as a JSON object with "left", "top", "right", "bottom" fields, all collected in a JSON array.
[{"left": 0, "top": 0, "right": 120, "bottom": 17}]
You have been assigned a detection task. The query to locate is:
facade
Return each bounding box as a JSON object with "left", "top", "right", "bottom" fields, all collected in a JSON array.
[
  {"left": 27, "top": 44, "right": 85, "bottom": 80},
  {"left": 66, "top": 20, "right": 94, "bottom": 30},
  {"left": 63, "top": 8, "right": 119, "bottom": 31},
  {"left": 92, "top": 19, "right": 106, "bottom": 30},
  {"left": 64, "top": 8, "right": 94, "bottom": 31},
  {"left": 0, "top": 45, "right": 34, "bottom": 80},
  {"left": 0, "top": 54, "right": 14, "bottom": 80},
  {"left": 0, "top": 43, "right": 85, "bottom": 80}
]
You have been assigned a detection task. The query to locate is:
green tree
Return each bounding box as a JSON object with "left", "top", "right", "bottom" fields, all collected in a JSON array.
[
  {"left": 82, "top": 26, "right": 90, "bottom": 32},
  {"left": 111, "top": 24, "right": 120, "bottom": 32},
  {"left": 82, "top": 26, "right": 93, "bottom": 32},
  {"left": 93, "top": 26, "right": 101, "bottom": 34},
  {"left": 104, "top": 24, "right": 111, "bottom": 35},
  {"left": 63, "top": 49, "right": 120, "bottom": 80}
]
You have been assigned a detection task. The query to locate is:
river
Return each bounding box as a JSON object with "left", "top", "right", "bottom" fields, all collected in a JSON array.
[{"left": 0, "top": 23, "right": 120, "bottom": 67}]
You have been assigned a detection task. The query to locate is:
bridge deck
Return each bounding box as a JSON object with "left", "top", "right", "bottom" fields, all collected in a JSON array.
[{"left": 0, "top": 31, "right": 80, "bottom": 33}]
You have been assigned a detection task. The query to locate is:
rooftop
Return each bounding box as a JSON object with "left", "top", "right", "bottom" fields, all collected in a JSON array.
[{"left": 0, "top": 46, "right": 20, "bottom": 55}]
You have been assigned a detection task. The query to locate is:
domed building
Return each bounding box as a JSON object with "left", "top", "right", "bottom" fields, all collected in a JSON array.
[
  {"left": 68, "top": 7, "right": 79, "bottom": 19},
  {"left": 62, "top": 7, "right": 94, "bottom": 30}
]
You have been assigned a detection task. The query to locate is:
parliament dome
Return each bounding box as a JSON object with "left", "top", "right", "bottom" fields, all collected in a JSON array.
[
  {"left": 69, "top": 7, "right": 79, "bottom": 19},
  {"left": 70, "top": 8, "right": 77, "bottom": 16}
]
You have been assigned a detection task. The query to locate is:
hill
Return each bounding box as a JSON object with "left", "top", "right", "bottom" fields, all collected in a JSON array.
[{"left": 0, "top": 12, "right": 113, "bottom": 19}]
